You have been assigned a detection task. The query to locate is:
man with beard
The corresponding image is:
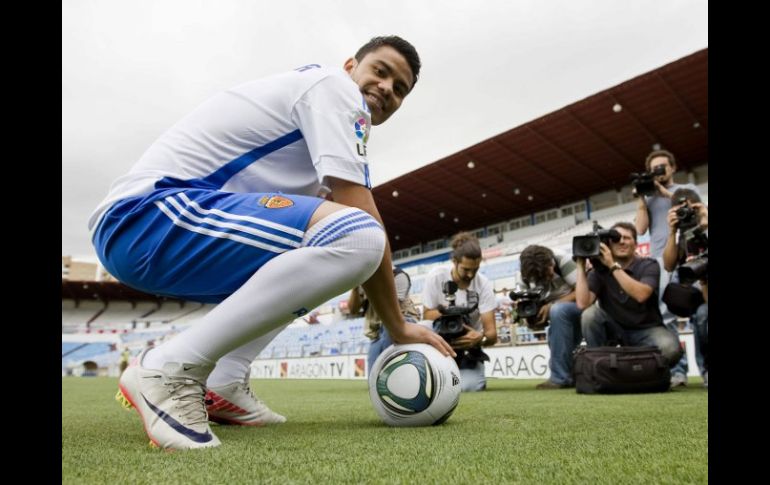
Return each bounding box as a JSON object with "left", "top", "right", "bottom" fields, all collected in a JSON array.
[{"left": 422, "top": 232, "right": 497, "bottom": 392}]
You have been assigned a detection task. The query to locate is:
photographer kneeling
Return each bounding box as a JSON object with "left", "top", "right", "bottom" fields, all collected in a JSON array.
[
  {"left": 513, "top": 245, "right": 580, "bottom": 389},
  {"left": 663, "top": 188, "right": 708, "bottom": 387},
  {"left": 576, "top": 222, "right": 683, "bottom": 367},
  {"left": 422, "top": 232, "right": 497, "bottom": 392}
]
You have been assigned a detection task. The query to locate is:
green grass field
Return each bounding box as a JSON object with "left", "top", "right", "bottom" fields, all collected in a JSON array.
[{"left": 62, "top": 377, "right": 707, "bottom": 484}]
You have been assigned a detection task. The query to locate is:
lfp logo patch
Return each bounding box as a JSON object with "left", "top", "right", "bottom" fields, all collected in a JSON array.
[{"left": 354, "top": 116, "right": 369, "bottom": 144}]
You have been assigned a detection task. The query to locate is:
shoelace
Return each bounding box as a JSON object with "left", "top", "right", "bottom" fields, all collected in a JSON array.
[
  {"left": 238, "top": 380, "right": 265, "bottom": 405},
  {"left": 166, "top": 377, "right": 209, "bottom": 426}
]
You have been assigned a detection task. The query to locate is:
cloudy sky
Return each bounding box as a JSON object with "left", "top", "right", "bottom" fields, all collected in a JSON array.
[{"left": 62, "top": 0, "right": 708, "bottom": 260}]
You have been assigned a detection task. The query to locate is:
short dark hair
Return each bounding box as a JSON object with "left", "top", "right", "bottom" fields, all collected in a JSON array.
[
  {"left": 450, "top": 232, "right": 481, "bottom": 262},
  {"left": 671, "top": 187, "right": 701, "bottom": 205},
  {"left": 611, "top": 222, "right": 638, "bottom": 242},
  {"left": 519, "top": 245, "right": 555, "bottom": 286},
  {"left": 645, "top": 149, "right": 676, "bottom": 172},
  {"left": 355, "top": 36, "right": 421, "bottom": 88}
]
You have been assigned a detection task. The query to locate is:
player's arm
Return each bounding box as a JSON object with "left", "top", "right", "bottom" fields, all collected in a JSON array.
[{"left": 328, "top": 177, "right": 455, "bottom": 357}]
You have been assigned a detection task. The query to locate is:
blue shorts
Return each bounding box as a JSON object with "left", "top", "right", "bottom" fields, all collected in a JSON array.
[{"left": 93, "top": 188, "right": 324, "bottom": 303}]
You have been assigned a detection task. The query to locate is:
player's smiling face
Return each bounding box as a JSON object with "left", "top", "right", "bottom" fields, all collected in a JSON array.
[{"left": 344, "top": 46, "right": 414, "bottom": 125}]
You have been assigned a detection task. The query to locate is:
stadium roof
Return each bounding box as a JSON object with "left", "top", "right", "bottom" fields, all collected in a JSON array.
[
  {"left": 61, "top": 280, "right": 181, "bottom": 303},
  {"left": 374, "top": 48, "right": 708, "bottom": 251}
]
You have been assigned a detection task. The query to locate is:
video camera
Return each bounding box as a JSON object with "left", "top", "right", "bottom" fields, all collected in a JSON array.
[
  {"left": 432, "top": 280, "right": 478, "bottom": 341},
  {"left": 675, "top": 196, "right": 707, "bottom": 284},
  {"left": 630, "top": 165, "right": 667, "bottom": 197},
  {"left": 678, "top": 250, "right": 708, "bottom": 284},
  {"left": 508, "top": 286, "right": 545, "bottom": 319},
  {"left": 678, "top": 225, "right": 708, "bottom": 284},
  {"left": 662, "top": 220, "right": 707, "bottom": 316},
  {"left": 509, "top": 285, "right": 548, "bottom": 330},
  {"left": 572, "top": 221, "right": 621, "bottom": 265}
]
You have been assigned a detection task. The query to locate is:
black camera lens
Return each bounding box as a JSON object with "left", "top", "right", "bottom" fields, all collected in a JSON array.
[
  {"left": 572, "top": 234, "right": 600, "bottom": 258},
  {"left": 676, "top": 205, "right": 698, "bottom": 231},
  {"left": 442, "top": 280, "right": 458, "bottom": 295},
  {"left": 675, "top": 206, "right": 692, "bottom": 219},
  {"left": 677, "top": 254, "right": 708, "bottom": 284}
]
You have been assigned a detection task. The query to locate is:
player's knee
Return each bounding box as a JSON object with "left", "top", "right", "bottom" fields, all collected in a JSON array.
[
  {"left": 304, "top": 207, "right": 385, "bottom": 255},
  {"left": 336, "top": 210, "right": 386, "bottom": 270},
  {"left": 303, "top": 207, "right": 386, "bottom": 282},
  {"left": 357, "top": 224, "right": 386, "bottom": 274}
]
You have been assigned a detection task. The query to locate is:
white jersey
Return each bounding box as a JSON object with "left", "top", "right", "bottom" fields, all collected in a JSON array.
[
  {"left": 89, "top": 65, "right": 372, "bottom": 231},
  {"left": 421, "top": 266, "right": 497, "bottom": 332}
]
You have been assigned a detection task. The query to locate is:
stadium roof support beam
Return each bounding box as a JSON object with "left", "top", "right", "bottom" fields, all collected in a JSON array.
[
  {"left": 436, "top": 165, "right": 515, "bottom": 220},
  {"left": 375, "top": 194, "right": 448, "bottom": 227},
  {"left": 654, "top": 72, "right": 704, "bottom": 127},
  {"left": 607, "top": 93, "right": 661, "bottom": 145},
  {"left": 525, "top": 125, "right": 613, "bottom": 186},
  {"left": 491, "top": 139, "right": 582, "bottom": 199},
  {"left": 564, "top": 109, "right": 638, "bottom": 171},
  {"left": 463, "top": 150, "right": 538, "bottom": 204}
]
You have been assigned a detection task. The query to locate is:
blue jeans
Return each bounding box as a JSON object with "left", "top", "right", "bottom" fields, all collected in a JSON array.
[
  {"left": 693, "top": 303, "right": 708, "bottom": 376},
  {"left": 581, "top": 304, "right": 683, "bottom": 366},
  {"left": 367, "top": 326, "right": 393, "bottom": 377},
  {"left": 665, "top": 321, "right": 689, "bottom": 377},
  {"left": 459, "top": 362, "right": 486, "bottom": 392},
  {"left": 657, "top": 260, "right": 689, "bottom": 376},
  {"left": 545, "top": 302, "right": 582, "bottom": 386}
]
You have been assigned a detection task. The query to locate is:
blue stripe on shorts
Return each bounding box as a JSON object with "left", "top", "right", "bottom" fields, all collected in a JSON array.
[{"left": 92, "top": 188, "right": 323, "bottom": 303}]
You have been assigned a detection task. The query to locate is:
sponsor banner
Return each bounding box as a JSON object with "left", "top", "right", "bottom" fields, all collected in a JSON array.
[
  {"left": 251, "top": 333, "right": 699, "bottom": 379},
  {"left": 484, "top": 345, "right": 551, "bottom": 379},
  {"left": 251, "top": 355, "right": 366, "bottom": 380},
  {"left": 482, "top": 247, "right": 503, "bottom": 259}
]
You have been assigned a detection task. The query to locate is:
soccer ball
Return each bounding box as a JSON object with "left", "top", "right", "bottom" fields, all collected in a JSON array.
[{"left": 369, "top": 343, "right": 461, "bottom": 426}]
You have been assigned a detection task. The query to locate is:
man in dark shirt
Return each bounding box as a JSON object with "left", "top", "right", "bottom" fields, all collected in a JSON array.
[{"left": 575, "top": 222, "right": 682, "bottom": 366}]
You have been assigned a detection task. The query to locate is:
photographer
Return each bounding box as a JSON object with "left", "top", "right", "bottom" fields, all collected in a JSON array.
[
  {"left": 662, "top": 188, "right": 708, "bottom": 387},
  {"left": 422, "top": 232, "right": 497, "bottom": 392},
  {"left": 576, "top": 222, "right": 683, "bottom": 367},
  {"left": 634, "top": 150, "right": 701, "bottom": 255},
  {"left": 633, "top": 149, "right": 700, "bottom": 386},
  {"left": 514, "top": 245, "right": 580, "bottom": 389},
  {"left": 348, "top": 266, "right": 421, "bottom": 376}
]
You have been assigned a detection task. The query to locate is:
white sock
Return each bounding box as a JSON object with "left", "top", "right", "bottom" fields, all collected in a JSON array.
[
  {"left": 205, "top": 326, "right": 283, "bottom": 388},
  {"left": 144, "top": 207, "right": 385, "bottom": 371}
]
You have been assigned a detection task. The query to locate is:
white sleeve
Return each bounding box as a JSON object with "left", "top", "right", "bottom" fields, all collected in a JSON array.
[
  {"left": 477, "top": 277, "right": 497, "bottom": 314},
  {"left": 421, "top": 271, "right": 444, "bottom": 309},
  {"left": 291, "top": 75, "right": 371, "bottom": 188}
]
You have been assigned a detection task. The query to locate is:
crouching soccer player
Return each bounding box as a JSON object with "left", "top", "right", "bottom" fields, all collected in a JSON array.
[{"left": 90, "top": 36, "right": 453, "bottom": 450}]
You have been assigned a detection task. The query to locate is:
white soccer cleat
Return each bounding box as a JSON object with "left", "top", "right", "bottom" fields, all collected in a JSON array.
[
  {"left": 115, "top": 349, "right": 221, "bottom": 450},
  {"left": 205, "top": 371, "right": 286, "bottom": 426}
]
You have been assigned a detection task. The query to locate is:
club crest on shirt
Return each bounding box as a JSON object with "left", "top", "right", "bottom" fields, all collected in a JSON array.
[
  {"left": 351, "top": 111, "right": 370, "bottom": 157},
  {"left": 258, "top": 195, "right": 294, "bottom": 209}
]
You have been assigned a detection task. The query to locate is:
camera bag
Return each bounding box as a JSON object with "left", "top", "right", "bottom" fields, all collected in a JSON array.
[
  {"left": 662, "top": 282, "right": 704, "bottom": 318},
  {"left": 573, "top": 346, "right": 670, "bottom": 394}
]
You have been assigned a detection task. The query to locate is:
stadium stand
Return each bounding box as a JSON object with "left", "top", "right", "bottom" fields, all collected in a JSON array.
[
  {"left": 62, "top": 180, "right": 706, "bottom": 373},
  {"left": 63, "top": 48, "right": 707, "bottom": 375}
]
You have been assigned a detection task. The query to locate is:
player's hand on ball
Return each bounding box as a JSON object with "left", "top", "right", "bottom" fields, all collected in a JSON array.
[{"left": 393, "top": 323, "right": 456, "bottom": 357}]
